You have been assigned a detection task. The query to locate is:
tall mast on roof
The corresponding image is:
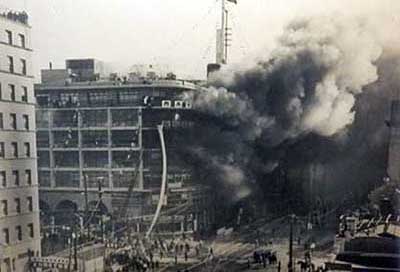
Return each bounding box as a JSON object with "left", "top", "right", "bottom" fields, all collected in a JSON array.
[
  {"left": 216, "top": 0, "right": 234, "bottom": 65},
  {"left": 208, "top": 0, "right": 236, "bottom": 78}
]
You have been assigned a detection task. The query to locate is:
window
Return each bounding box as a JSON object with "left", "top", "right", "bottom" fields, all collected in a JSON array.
[
  {"left": 112, "top": 109, "right": 139, "bottom": 127},
  {"left": 7, "top": 56, "right": 14, "bottom": 73},
  {"left": 112, "top": 151, "right": 139, "bottom": 168},
  {"left": 38, "top": 151, "right": 50, "bottom": 168},
  {"left": 20, "top": 58, "right": 27, "bottom": 75},
  {"left": 15, "top": 198, "right": 21, "bottom": 213},
  {"left": 81, "top": 131, "right": 108, "bottom": 148},
  {"left": 54, "top": 171, "right": 80, "bottom": 188},
  {"left": 54, "top": 151, "right": 79, "bottom": 168},
  {"left": 28, "top": 223, "right": 34, "bottom": 238},
  {"left": 3, "top": 228, "right": 9, "bottom": 244},
  {"left": 83, "top": 151, "right": 108, "bottom": 168},
  {"left": 11, "top": 142, "right": 18, "bottom": 157},
  {"left": 81, "top": 110, "right": 108, "bottom": 127},
  {"left": 83, "top": 172, "right": 109, "bottom": 188},
  {"left": 18, "top": 33, "right": 25, "bottom": 48},
  {"left": 53, "top": 130, "right": 78, "bottom": 148},
  {"left": 27, "top": 197, "right": 33, "bottom": 212},
  {"left": 5, "top": 30, "right": 12, "bottom": 44},
  {"left": 10, "top": 113, "right": 16, "bottom": 129},
  {"left": 113, "top": 171, "right": 137, "bottom": 188},
  {"left": 24, "top": 143, "right": 30, "bottom": 157},
  {"left": 23, "top": 115, "right": 29, "bottom": 130},
  {"left": 36, "top": 94, "right": 49, "bottom": 107},
  {"left": 12, "top": 170, "right": 19, "bottom": 186},
  {"left": 0, "top": 143, "right": 5, "bottom": 158},
  {"left": 111, "top": 130, "right": 139, "bottom": 147},
  {"left": 88, "top": 91, "right": 110, "bottom": 106},
  {"left": 52, "top": 110, "right": 78, "bottom": 128},
  {"left": 118, "top": 90, "right": 141, "bottom": 106},
  {"left": 1, "top": 200, "right": 8, "bottom": 216},
  {"left": 0, "top": 142, "right": 4, "bottom": 158},
  {"left": 38, "top": 171, "right": 51, "bottom": 187},
  {"left": 0, "top": 113, "right": 3, "bottom": 129},
  {"left": 36, "top": 110, "right": 50, "bottom": 128},
  {"left": 21, "top": 86, "right": 28, "bottom": 102},
  {"left": 0, "top": 171, "right": 6, "bottom": 187},
  {"left": 9, "top": 84, "right": 15, "bottom": 101},
  {"left": 37, "top": 132, "right": 50, "bottom": 148},
  {"left": 25, "top": 170, "right": 32, "bottom": 186},
  {"left": 58, "top": 92, "right": 79, "bottom": 107},
  {"left": 4, "top": 258, "right": 11, "bottom": 272},
  {"left": 16, "top": 226, "right": 22, "bottom": 241}
]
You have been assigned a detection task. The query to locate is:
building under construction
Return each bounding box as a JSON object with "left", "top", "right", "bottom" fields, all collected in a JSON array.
[{"left": 35, "top": 59, "right": 214, "bottom": 237}]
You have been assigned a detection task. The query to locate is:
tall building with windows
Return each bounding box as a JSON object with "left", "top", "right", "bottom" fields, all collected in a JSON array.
[
  {"left": 36, "top": 60, "right": 214, "bottom": 238},
  {"left": 0, "top": 10, "right": 41, "bottom": 272}
]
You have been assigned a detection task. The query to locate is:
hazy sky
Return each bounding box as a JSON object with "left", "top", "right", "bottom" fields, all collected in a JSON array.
[{"left": 1, "top": 0, "right": 399, "bottom": 79}]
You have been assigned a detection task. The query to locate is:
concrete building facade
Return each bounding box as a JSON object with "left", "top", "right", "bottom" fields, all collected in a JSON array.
[
  {"left": 0, "top": 11, "right": 41, "bottom": 272},
  {"left": 35, "top": 63, "right": 213, "bottom": 237}
]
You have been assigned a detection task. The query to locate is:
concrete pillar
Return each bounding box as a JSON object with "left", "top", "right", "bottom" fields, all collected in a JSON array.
[
  {"left": 107, "top": 108, "right": 113, "bottom": 189},
  {"left": 78, "top": 110, "right": 83, "bottom": 189},
  {"left": 138, "top": 108, "right": 144, "bottom": 189},
  {"left": 48, "top": 110, "right": 55, "bottom": 188}
]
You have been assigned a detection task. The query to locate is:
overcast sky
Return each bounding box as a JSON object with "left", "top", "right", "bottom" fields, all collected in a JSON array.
[{"left": 1, "top": 0, "right": 399, "bottom": 80}]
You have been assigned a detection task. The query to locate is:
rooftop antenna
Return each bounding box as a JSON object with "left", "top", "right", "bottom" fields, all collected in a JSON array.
[{"left": 216, "top": 0, "right": 235, "bottom": 65}]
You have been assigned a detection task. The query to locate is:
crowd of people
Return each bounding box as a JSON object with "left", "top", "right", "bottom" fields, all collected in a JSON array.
[{"left": 105, "top": 235, "right": 205, "bottom": 271}]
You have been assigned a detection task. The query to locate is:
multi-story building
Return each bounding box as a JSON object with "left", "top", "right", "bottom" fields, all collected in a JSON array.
[
  {"left": 0, "top": 11, "right": 41, "bottom": 272},
  {"left": 35, "top": 60, "right": 213, "bottom": 237}
]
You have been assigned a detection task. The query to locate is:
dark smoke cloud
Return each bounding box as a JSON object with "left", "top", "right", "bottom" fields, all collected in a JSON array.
[{"left": 183, "top": 16, "right": 388, "bottom": 202}]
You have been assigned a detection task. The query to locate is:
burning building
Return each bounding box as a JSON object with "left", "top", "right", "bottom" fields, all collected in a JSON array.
[{"left": 35, "top": 59, "right": 214, "bottom": 237}]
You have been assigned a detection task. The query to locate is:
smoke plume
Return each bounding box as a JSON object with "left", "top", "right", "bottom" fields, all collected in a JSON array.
[{"left": 185, "top": 16, "right": 386, "bottom": 203}]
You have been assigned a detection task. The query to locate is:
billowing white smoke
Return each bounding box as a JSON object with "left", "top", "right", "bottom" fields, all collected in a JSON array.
[
  {"left": 186, "top": 16, "right": 383, "bottom": 201},
  {"left": 187, "top": 86, "right": 273, "bottom": 140},
  {"left": 215, "top": 159, "right": 251, "bottom": 201},
  {"left": 195, "top": 16, "right": 382, "bottom": 139},
  {"left": 289, "top": 17, "right": 382, "bottom": 136}
]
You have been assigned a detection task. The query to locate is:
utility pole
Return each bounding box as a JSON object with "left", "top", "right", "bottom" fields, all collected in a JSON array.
[
  {"left": 98, "top": 177, "right": 104, "bottom": 242},
  {"left": 288, "top": 214, "right": 296, "bottom": 272},
  {"left": 83, "top": 174, "right": 90, "bottom": 240}
]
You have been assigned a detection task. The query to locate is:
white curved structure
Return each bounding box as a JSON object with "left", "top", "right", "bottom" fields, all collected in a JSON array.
[{"left": 146, "top": 124, "right": 167, "bottom": 238}]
